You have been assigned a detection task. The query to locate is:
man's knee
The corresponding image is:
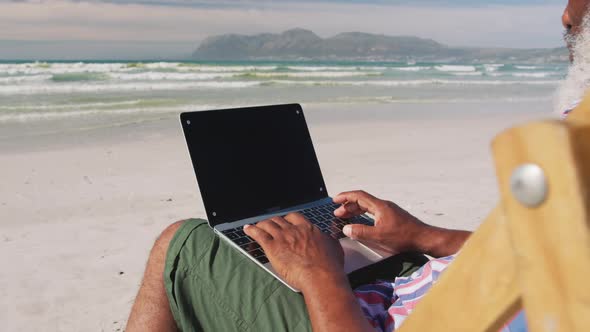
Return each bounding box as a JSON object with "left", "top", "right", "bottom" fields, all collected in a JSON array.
[
  {"left": 141, "top": 220, "right": 187, "bottom": 280},
  {"left": 154, "top": 220, "right": 185, "bottom": 252}
]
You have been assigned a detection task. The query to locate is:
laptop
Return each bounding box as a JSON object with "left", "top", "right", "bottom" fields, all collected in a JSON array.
[{"left": 180, "top": 103, "right": 388, "bottom": 292}]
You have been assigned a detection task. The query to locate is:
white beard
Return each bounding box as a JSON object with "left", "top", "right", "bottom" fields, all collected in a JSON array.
[{"left": 555, "top": 14, "right": 590, "bottom": 115}]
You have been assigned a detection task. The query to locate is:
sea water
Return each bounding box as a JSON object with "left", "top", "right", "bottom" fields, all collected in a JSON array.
[{"left": 0, "top": 60, "right": 566, "bottom": 134}]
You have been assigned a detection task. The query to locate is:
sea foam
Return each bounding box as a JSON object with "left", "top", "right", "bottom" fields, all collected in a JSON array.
[
  {"left": 435, "top": 65, "right": 477, "bottom": 72},
  {"left": 392, "top": 66, "right": 432, "bottom": 72},
  {"left": 236, "top": 71, "right": 379, "bottom": 78},
  {"left": 0, "top": 81, "right": 261, "bottom": 95},
  {"left": 0, "top": 103, "right": 225, "bottom": 123},
  {"left": 264, "top": 79, "right": 558, "bottom": 87}
]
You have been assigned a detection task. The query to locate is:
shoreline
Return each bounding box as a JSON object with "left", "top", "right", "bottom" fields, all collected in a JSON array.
[{"left": 0, "top": 99, "right": 556, "bottom": 153}]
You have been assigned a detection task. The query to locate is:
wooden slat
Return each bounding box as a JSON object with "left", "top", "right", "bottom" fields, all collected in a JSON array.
[
  {"left": 492, "top": 120, "right": 590, "bottom": 332},
  {"left": 398, "top": 207, "right": 521, "bottom": 332},
  {"left": 567, "top": 97, "right": 590, "bottom": 214},
  {"left": 571, "top": 126, "right": 590, "bottom": 214},
  {"left": 399, "top": 92, "right": 590, "bottom": 331}
]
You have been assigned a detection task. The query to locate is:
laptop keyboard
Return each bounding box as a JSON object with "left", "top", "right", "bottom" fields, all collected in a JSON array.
[{"left": 221, "top": 202, "right": 373, "bottom": 264}]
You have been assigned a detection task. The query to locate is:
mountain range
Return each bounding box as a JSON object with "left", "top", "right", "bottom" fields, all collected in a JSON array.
[{"left": 192, "top": 28, "right": 568, "bottom": 63}]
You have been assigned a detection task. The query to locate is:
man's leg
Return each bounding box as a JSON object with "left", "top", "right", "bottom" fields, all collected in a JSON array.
[
  {"left": 161, "top": 219, "right": 312, "bottom": 332},
  {"left": 127, "top": 218, "right": 429, "bottom": 332},
  {"left": 126, "top": 221, "right": 184, "bottom": 332}
]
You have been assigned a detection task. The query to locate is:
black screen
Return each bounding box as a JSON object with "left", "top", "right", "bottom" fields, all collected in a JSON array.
[{"left": 181, "top": 104, "right": 327, "bottom": 226}]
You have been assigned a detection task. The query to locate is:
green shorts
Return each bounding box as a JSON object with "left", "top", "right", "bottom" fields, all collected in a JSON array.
[{"left": 164, "top": 219, "right": 428, "bottom": 332}]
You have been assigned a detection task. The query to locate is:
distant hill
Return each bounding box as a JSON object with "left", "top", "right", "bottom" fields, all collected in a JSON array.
[{"left": 192, "top": 28, "right": 568, "bottom": 63}]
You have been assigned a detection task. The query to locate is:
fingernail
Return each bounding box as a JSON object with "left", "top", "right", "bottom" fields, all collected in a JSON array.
[
  {"left": 343, "top": 225, "right": 352, "bottom": 237},
  {"left": 244, "top": 224, "right": 250, "bottom": 229}
]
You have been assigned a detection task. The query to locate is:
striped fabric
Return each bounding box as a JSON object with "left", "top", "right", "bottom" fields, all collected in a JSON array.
[
  {"left": 353, "top": 255, "right": 528, "bottom": 331},
  {"left": 562, "top": 98, "right": 581, "bottom": 119}
]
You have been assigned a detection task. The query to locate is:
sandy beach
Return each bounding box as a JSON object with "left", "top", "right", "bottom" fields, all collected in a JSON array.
[{"left": 1, "top": 100, "right": 554, "bottom": 331}]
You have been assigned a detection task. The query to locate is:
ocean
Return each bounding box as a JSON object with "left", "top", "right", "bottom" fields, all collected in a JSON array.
[{"left": 0, "top": 60, "right": 566, "bottom": 133}]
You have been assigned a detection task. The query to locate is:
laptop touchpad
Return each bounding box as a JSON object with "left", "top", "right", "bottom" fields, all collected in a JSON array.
[{"left": 340, "top": 237, "right": 385, "bottom": 274}]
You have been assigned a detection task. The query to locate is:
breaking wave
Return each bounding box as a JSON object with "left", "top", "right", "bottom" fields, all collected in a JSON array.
[
  {"left": 0, "top": 60, "right": 566, "bottom": 123},
  {"left": 435, "top": 65, "right": 477, "bottom": 72}
]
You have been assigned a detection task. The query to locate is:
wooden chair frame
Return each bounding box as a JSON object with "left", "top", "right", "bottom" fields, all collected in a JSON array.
[{"left": 398, "top": 97, "right": 590, "bottom": 332}]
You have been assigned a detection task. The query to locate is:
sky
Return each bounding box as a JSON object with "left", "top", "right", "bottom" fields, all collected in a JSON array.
[{"left": 0, "top": 0, "right": 568, "bottom": 60}]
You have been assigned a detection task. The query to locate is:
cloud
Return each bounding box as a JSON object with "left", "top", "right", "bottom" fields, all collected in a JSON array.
[{"left": 0, "top": 0, "right": 566, "bottom": 49}]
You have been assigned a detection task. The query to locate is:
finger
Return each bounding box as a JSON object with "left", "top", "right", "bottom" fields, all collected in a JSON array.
[
  {"left": 334, "top": 202, "right": 363, "bottom": 218},
  {"left": 333, "top": 191, "right": 381, "bottom": 216},
  {"left": 256, "top": 219, "right": 284, "bottom": 238},
  {"left": 342, "top": 224, "right": 378, "bottom": 241},
  {"left": 244, "top": 224, "right": 273, "bottom": 246},
  {"left": 270, "top": 216, "right": 291, "bottom": 228},
  {"left": 283, "top": 212, "right": 310, "bottom": 226}
]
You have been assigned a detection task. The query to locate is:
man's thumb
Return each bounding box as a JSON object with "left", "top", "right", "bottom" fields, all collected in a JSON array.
[{"left": 343, "top": 224, "right": 375, "bottom": 240}]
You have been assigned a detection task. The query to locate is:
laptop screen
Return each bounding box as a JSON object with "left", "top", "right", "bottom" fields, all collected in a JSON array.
[{"left": 181, "top": 104, "right": 328, "bottom": 226}]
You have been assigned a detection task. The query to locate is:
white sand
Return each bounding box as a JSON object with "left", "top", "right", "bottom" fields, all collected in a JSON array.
[{"left": 0, "top": 101, "right": 553, "bottom": 331}]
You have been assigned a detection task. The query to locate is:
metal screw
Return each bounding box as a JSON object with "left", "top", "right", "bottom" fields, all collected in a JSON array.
[
  {"left": 186, "top": 120, "right": 191, "bottom": 125},
  {"left": 296, "top": 110, "right": 300, "bottom": 115},
  {"left": 320, "top": 187, "right": 323, "bottom": 192},
  {"left": 212, "top": 212, "right": 217, "bottom": 217},
  {"left": 510, "top": 164, "right": 548, "bottom": 207}
]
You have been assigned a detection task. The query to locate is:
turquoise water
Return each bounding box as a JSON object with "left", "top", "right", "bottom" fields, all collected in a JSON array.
[{"left": 0, "top": 60, "right": 567, "bottom": 124}]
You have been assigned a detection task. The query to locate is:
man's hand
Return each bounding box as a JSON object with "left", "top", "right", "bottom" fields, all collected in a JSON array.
[
  {"left": 245, "top": 213, "right": 373, "bottom": 332},
  {"left": 334, "top": 190, "right": 471, "bottom": 257},
  {"left": 244, "top": 213, "right": 345, "bottom": 291},
  {"left": 334, "top": 190, "right": 426, "bottom": 256}
]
